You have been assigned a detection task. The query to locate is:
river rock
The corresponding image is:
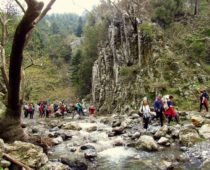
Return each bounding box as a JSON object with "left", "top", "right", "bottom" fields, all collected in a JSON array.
[
  {"left": 136, "top": 135, "right": 158, "bottom": 151},
  {"left": 191, "top": 115, "right": 204, "bottom": 127},
  {"left": 86, "top": 125, "right": 97, "bottom": 132},
  {"left": 154, "top": 125, "right": 168, "bottom": 139},
  {"left": 1, "top": 160, "right": 11, "bottom": 168},
  {"left": 54, "top": 111, "right": 62, "bottom": 117},
  {"left": 130, "top": 113, "right": 140, "bottom": 119},
  {"left": 158, "top": 137, "right": 169, "bottom": 145},
  {"left": 49, "top": 120, "right": 60, "bottom": 128},
  {"left": 179, "top": 128, "right": 201, "bottom": 146},
  {"left": 5, "top": 141, "right": 48, "bottom": 168},
  {"left": 112, "top": 120, "right": 121, "bottom": 127},
  {"left": 32, "top": 128, "right": 39, "bottom": 133},
  {"left": 199, "top": 124, "right": 210, "bottom": 139},
  {"left": 49, "top": 126, "right": 60, "bottom": 132},
  {"left": 61, "top": 157, "right": 88, "bottom": 170},
  {"left": 84, "top": 149, "right": 97, "bottom": 160},
  {"left": 204, "top": 113, "right": 210, "bottom": 119},
  {"left": 52, "top": 136, "right": 63, "bottom": 145},
  {"left": 131, "top": 132, "right": 141, "bottom": 140},
  {"left": 62, "top": 122, "right": 82, "bottom": 131},
  {"left": 40, "top": 161, "right": 70, "bottom": 170},
  {"left": 80, "top": 144, "right": 96, "bottom": 151},
  {"left": 60, "top": 132, "right": 72, "bottom": 140},
  {"left": 112, "top": 126, "right": 125, "bottom": 135}
]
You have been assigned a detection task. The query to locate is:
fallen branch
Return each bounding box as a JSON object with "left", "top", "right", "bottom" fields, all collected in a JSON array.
[{"left": 3, "top": 153, "right": 33, "bottom": 170}]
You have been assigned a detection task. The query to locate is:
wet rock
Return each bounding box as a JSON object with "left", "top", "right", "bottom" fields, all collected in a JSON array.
[
  {"left": 131, "top": 132, "right": 141, "bottom": 140},
  {"left": 191, "top": 115, "right": 204, "bottom": 127},
  {"left": 154, "top": 125, "right": 168, "bottom": 139},
  {"left": 48, "top": 132, "right": 59, "bottom": 138},
  {"left": 130, "top": 113, "right": 140, "bottom": 119},
  {"left": 49, "top": 120, "right": 60, "bottom": 128},
  {"left": 176, "top": 154, "right": 189, "bottom": 162},
  {"left": 1, "top": 160, "right": 11, "bottom": 168},
  {"left": 157, "top": 137, "right": 169, "bottom": 146},
  {"left": 136, "top": 135, "right": 158, "bottom": 151},
  {"left": 84, "top": 149, "right": 97, "bottom": 160},
  {"left": 61, "top": 157, "right": 88, "bottom": 170},
  {"left": 112, "top": 126, "right": 125, "bottom": 135},
  {"left": 5, "top": 141, "right": 48, "bottom": 168},
  {"left": 86, "top": 125, "right": 97, "bottom": 132},
  {"left": 159, "top": 160, "right": 173, "bottom": 170},
  {"left": 204, "top": 113, "right": 210, "bottom": 119},
  {"left": 32, "top": 128, "right": 39, "bottom": 134},
  {"left": 100, "top": 117, "right": 111, "bottom": 124},
  {"left": 60, "top": 132, "right": 72, "bottom": 141},
  {"left": 49, "top": 126, "right": 60, "bottom": 132},
  {"left": 40, "top": 161, "right": 70, "bottom": 170},
  {"left": 179, "top": 127, "right": 201, "bottom": 146},
  {"left": 69, "top": 147, "right": 77, "bottom": 152},
  {"left": 21, "top": 123, "right": 27, "bottom": 128},
  {"left": 108, "top": 132, "right": 115, "bottom": 137},
  {"left": 199, "top": 124, "right": 210, "bottom": 139},
  {"left": 113, "top": 139, "right": 124, "bottom": 146},
  {"left": 80, "top": 144, "right": 96, "bottom": 151},
  {"left": 112, "top": 120, "right": 121, "bottom": 127},
  {"left": 62, "top": 122, "right": 82, "bottom": 131},
  {"left": 52, "top": 136, "right": 63, "bottom": 145}
]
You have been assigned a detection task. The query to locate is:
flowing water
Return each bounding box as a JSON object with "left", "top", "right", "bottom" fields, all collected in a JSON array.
[{"left": 25, "top": 115, "right": 209, "bottom": 170}]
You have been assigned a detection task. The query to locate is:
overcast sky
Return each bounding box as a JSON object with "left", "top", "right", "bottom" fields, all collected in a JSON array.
[{"left": 42, "top": 0, "right": 101, "bottom": 15}]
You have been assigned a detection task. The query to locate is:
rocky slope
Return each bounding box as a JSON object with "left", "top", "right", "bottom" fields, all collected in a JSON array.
[{"left": 92, "top": 7, "right": 210, "bottom": 114}]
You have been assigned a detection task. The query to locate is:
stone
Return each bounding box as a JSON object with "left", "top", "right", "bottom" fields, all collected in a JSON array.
[
  {"left": 130, "top": 113, "right": 140, "bottom": 119},
  {"left": 52, "top": 136, "right": 63, "bottom": 145},
  {"left": 158, "top": 137, "right": 169, "bottom": 145},
  {"left": 54, "top": 111, "right": 62, "bottom": 117},
  {"left": 6, "top": 141, "right": 48, "bottom": 168},
  {"left": 40, "top": 161, "right": 70, "bottom": 170},
  {"left": 32, "top": 128, "right": 39, "bottom": 133},
  {"left": 154, "top": 125, "right": 168, "bottom": 139},
  {"left": 86, "top": 125, "right": 97, "bottom": 132},
  {"left": 1, "top": 160, "right": 11, "bottom": 168},
  {"left": 49, "top": 126, "right": 60, "bottom": 132},
  {"left": 62, "top": 122, "right": 82, "bottom": 131},
  {"left": 136, "top": 135, "right": 158, "bottom": 151},
  {"left": 204, "top": 113, "right": 210, "bottom": 119},
  {"left": 80, "top": 144, "right": 96, "bottom": 151},
  {"left": 179, "top": 128, "right": 201, "bottom": 146},
  {"left": 60, "top": 132, "right": 72, "bottom": 141},
  {"left": 84, "top": 149, "right": 97, "bottom": 160},
  {"left": 112, "top": 120, "right": 121, "bottom": 127},
  {"left": 61, "top": 157, "right": 88, "bottom": 170},
  {"left": 199, "top": 124, "right": 210, "bottom": 139},
  {"left": 131, "top": 132, "right": 141, "bottom": 140},
  {"left": 112, "top": 126, "right": 124, "bottom": 135},
  {"left": 191, "top": 115, "right": 204, "bottom": 127}
]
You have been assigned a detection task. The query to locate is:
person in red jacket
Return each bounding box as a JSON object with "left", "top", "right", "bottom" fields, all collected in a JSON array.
[{"left": 89, "top": 105, "right": 96, "bottom": 116}]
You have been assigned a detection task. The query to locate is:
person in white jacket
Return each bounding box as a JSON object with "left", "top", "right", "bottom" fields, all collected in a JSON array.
[{"left": 139, "top": 97, "right": 151, "bottom": 129}]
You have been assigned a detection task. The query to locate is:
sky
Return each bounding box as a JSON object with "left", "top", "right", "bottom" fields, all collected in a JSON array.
[{"left": 42, "top": 0, "right": 101, "bottom": 15}]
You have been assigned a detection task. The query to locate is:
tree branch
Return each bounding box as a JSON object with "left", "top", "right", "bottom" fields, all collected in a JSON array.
[
  {"left": 34, "top": 0, "right": 56, "bottom": 24},
  {"left": 15, "top": 0, "right": 26, "bottom": 13}
]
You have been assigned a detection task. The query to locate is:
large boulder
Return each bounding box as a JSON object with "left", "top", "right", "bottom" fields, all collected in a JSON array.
[
  {"left": 5, "top": 141, "right": 48, "bottom": 168},
  {"left": 179, "top": 128, "right": 201, "bottom": 146},
  {"left": 199, "top": 124, "right": 210, "bottom": 139},
  {"left": 40, "top": 161, "right": 70, "bottom": 170},
  {"left": 62, "top": 122, "right": 82, "bottom": 131},
  {"left": 154, "top": 125, "right": 168, "bottom": 139},
  {"left": 136, "top": 135, "right": 158, "bottom": 151},
  {"left": 191, "top": 115, "right": 204, "bottom": 127}
]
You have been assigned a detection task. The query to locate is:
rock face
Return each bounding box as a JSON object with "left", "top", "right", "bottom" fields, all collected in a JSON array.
[
  {"left": 199, "top": 124, "right": 210, "bottom": 139},
  {"left": 5, "top": 141, "right": 48, "bottom": 168},
  {"left": 91, "top": 4, "right": 210, "bottom": 114},
  {"left": 191, "top": 115, "right": 204, "bottom": 127},
  {"left": 136, "top": 135, "right": 158, "bottom": 151}
]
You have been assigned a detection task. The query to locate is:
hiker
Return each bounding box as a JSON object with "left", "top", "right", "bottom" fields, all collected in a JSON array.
[
  {"left": 89, "top": 104, "right": 96, "bottom": 116},
  {"left": 71, "top": 104, "right": 78, "bottom": 118},
  {"left": 23, "top": 102, "right": 29, "bottom": 118},
  {"left": 164, "top": 95, "right": 179, "bottom": 125},
  {"left": 139, "top": 97, "right": 151, "bottom": 129},
  {"left": 60, "top": 102, "right": 66, "bottom": 117},
  {"left": 199, "top": 90, "right": 209, "bottom": 113},
  {"left": 39, "top": 102, "right": 45, "bottom": 117},
  {"left": 153, "top": 95, "right": 164, "bottom": 126},
  {"left": 28, "top": 103, "right": 34, "bottom": 119},
  {"left": 53, "top": 103, "right": 59, "bottom": 112},
  {"left": 76, "top": 102, "right": 84, "bottom": 116}
]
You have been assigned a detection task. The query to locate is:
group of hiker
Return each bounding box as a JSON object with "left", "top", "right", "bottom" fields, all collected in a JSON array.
[
  {"left": 140, "top": 89, "right": 209, "bottom": 129},
  {"left": 23, "top": 100, "right": 96, "bottom": 119}
]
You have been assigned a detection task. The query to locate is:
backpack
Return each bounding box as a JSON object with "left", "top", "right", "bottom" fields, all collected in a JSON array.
[{"left": 204, "top": 91, "right": 209, "bottom": 100}]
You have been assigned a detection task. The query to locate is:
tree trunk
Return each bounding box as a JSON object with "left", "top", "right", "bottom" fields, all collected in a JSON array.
[
  {"left": 0, "top": 0, "right": 44, "bottom": 142},
  {"left": 194, "top": 0, "right": 199, "bottom": 15}
]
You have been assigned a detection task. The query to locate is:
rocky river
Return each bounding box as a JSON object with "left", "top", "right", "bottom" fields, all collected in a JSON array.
[{"left": 1, "top": 111, "right": 210, "bottom": 170}]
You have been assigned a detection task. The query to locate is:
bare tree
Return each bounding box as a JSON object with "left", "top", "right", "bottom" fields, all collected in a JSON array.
[
  {"left": 0, "top": 0, "right": 56, "bottom": 142},
  {"left": 194, "top": 0, "right": 199, "bottom": 15}
]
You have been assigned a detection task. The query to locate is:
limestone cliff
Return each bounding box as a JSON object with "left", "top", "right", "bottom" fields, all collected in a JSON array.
[{"left": 92, "top": 8, "right": 210, "bottom": 114}]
